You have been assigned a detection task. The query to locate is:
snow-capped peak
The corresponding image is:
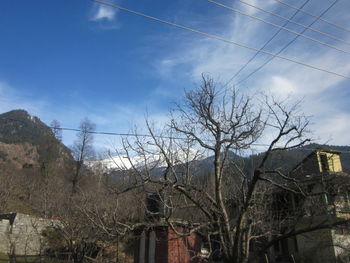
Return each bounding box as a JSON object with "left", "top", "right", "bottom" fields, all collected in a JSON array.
[{"left": 88, "top": 148, "right": 205, "bottom": 171}]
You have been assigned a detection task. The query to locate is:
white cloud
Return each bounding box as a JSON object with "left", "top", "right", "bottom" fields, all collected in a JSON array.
[
  {"left": 269, "top": 76, "right": 297, "bottom": 97},
  {"left": 261, "top": 48, "right": 350, "bottom": 145},
  {"left": 91, "top": 5, "right": 117, "bottom": 21}
]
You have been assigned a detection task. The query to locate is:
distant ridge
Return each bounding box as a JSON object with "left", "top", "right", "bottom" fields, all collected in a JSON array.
[{"left": 0, "top": 109, "right": 72, "bottom": 165}]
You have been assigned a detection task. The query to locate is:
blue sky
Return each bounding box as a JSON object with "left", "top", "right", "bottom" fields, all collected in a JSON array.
[{"left": 1, "top": 0, "right": 350, "bottom": 151}]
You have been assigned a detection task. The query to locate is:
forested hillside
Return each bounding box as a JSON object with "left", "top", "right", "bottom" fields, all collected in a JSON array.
[
  {"left": 0, "top": 110, "right": 72, "bottom": 162},
  {"left": 0, "top": 110, "right": 74, "bottom": 215}
]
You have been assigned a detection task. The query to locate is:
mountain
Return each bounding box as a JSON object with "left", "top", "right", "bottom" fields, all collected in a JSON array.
[
  {"left": 92, "top": 143, "right": 350, "bottom": 180},
  {"left": 0, "top": 109, "right": 51, "bottom": 145},
  {"left": 0, "top": 109, "right": 72, "bottom": 168},
  {"left": 89, "top": 148, "right": 206, "bottom": 171}
]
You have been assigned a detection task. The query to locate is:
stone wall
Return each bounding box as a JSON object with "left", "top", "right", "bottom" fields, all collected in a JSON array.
[
  {"left": 0, "top": 213, "right": 54, "bottom": 255},
  {"left": 0, "top": 219, "right": 11, "bottom": 253}
]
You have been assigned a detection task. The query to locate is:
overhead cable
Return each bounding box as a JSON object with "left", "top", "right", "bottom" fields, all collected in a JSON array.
[
  {"left": 207, "top": 0, "right": 350, "bottom": 55},
  {"left": 272, "top": 0, "right": 350, "bottom": 34},
  {"left": 89, "top": 0, "right": 350, "bottom": 79},
  {"left": 236, "top": 0, "right": 350, "bottom": 47},
  {"left": 3, "top": 116, "right": 349, "bottom": 152},
  {"left": 223, "top": 0, "right": 310, "bottom": 87},
  {"left": 44, "top": 127, "right": 350, "bottom": 153},
  {"left": 234, "top": 0, "right": 340, "bottom": 86},
  {"left": 0, "top": 116, "right": 273, "bottom": 145}
]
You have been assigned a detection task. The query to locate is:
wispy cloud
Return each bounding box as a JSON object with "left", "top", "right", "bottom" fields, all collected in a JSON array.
[
  {"left": 151, "top": 0, "right": 350, "bottom": 146},
  {"left": 91, "top": 5, "right": 117, "bottom": 21}
]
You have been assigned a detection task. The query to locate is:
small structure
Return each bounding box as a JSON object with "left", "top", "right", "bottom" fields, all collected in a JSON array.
[
  {"left": 134, "top": 226, "right": 203, "bottom": 263},
  {"left": 134, "top": 194, "right": 203, "bottom": 263},
  {"left": 0, "top": 213, "right": 54, "bottom": 256}
]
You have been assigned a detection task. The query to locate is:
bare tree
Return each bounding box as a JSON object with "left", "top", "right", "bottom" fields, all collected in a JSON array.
[
  {"left": 0, "top": 169, "right": 15, "bottom": 213},
  {"left": 71, "top": 118, "right": 96, "bottom": 194},
  {"left": 114, "top": 75, "right": 350, "bottom": 263},
  {"left": 50, "top": 119, "right": 62, "bottom": 142},
  {"left": 67, "top": 76, "right": 350, "bottom": 263}
]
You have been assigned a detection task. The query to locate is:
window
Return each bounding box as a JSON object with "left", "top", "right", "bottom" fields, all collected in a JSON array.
[{"left": 319, "top": 154, "right": 329, "bottom": 172}]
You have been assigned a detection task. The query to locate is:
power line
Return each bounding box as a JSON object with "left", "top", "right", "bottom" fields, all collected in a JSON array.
[
  {"left": 236, "top": 0, "right": 350, "bottom": 47},
  {"left": 0, "top": 116, "right": 269, "bottom": 145},
  {"left": 207, "top": 0, "right": 350, "bottom": 55},
  {"left": 0, "top": 116, "right": 306, "bottom": 147},
  {"left": 223, "top": 0, "right": 310, "bottom": 88},
  {"left": 89, "top": 0, "right": 350, "bottom": 79},
  {"left": 52, "top": 126, "right": 270, "bottom": 147},
  {"left": 234, "top": 0, "right": 339, "bottom": 86},
  {"left": 30, "top": 127, "right": 350, "bottom": 153},
  {"left": 54, "top": 126, "right": 187, "bottom": 140},
  {"left": 3, "top": 116, "right": 349, "bottom": 152},
  {"left": 0, "top": 116, "right": 186, "bottom": 141},
  {"left": 271, "top": 0, "right": 350, "bottom": 34}
]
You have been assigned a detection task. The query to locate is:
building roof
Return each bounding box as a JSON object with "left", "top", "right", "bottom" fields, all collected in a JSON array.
[{"left": 290, "top": 148, "right": 342, "bottom": 174}]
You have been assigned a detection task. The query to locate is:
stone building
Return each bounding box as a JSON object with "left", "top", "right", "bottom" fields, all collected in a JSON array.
[{"left": 0, "top": 213, "right": 54, "bottom": 255}]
